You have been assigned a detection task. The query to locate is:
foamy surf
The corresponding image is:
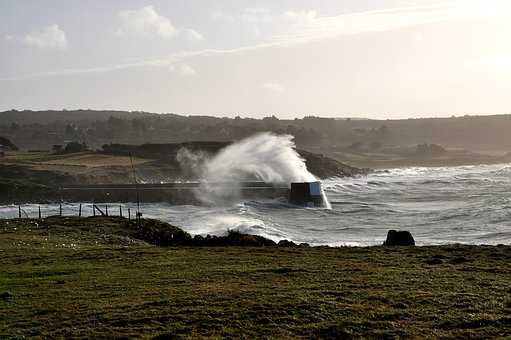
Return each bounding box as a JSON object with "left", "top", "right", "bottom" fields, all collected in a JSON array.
[
  {"left": 2, "top": 163, "right": 511, "bottom": 246},
  {"left": 178, "top": 132, "right": 330, "bottom": 208}
]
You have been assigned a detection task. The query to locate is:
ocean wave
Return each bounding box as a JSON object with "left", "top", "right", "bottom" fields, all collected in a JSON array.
[{"left": 2, "top": 163, "right": 511, "bottom": 246}]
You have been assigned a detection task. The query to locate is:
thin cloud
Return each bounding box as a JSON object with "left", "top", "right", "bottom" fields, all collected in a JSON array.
[
  {"left": 183, "top": 29, "right": 204, "bottom": 41},
  {"left": 0, "top": 42, "right": 278, "bottom": 81},
  {"left": 23, "top": 24, "right": 67, "bottom": 49},
  {"left": 466, "top": 55, "right": 511, "bottom": 70},
  {"left": 2, "top": 1, "right": 503, "bottom": 80},
  {"left": 283, "top": 10, "right": 318, "bottom": 25},
  {"left": 116, "top": 6, "right": 177, "bottom": 38},
  {"left": 211, "top": 9, "right": 235, "bottom": 22},
  {"left": 115, "top": 5, "right": 203, "bottom": 41},
  {"left": 169, "top": 63, "right": 197, "bottom": 76},
  {"left": 262, "top": 82, "right": 285, "bottom": 93},
  {"left": 240, "top": 8, "right": 273, "bottom": 23},
  {"left": 271, "top": 2, "right": 467, "bottom": 44}
]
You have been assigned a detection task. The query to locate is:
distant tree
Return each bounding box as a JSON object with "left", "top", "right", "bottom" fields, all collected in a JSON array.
[
  {"left": 65, "top": 124, "right": 77, "bottom": 136},
  {"left": 348, "top": 141, "right": 363, "bottom": 151},
  {"left": 369, "top": 141, "right": 382, "bottom": 150},
  {"left": 377, "top": 125, "right": 389, "bottom": 136},
  {"left": 52, "top": 145, "right": 63, "bottom": 154},
  {"left": 0, "top": 136, "right": 18, "bottom": 151},
  {"left": 131, "top": 118, "right": 149, "bottom": 135},
  {"left": 263, "top": 115, "right": 279, "bottom": 122},
  {"left": 63, "top": 141, "right": 88, "bottom": 154},
  {"left": 10, "top": 122, "right": 20, "bottom": 132},
  {"left": 416, "top": 143, "right": 445, "bottom": 156}
]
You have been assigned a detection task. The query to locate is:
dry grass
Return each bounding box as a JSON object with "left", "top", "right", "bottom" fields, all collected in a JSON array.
[
  {"left": 2, "top": 151, "right": 150, "bottom": 168},
  {"left": 34, "top": 151, "right": 150, "bottom": 168},
  {"left": 1, "top": 151, "right": 152, "bottom": 179}
]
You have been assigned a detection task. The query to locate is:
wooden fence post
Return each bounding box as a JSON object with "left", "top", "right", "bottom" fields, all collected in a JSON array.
[
  {"left": 38, "top": 206, "right": 41, "bottom": 219},
  {"left": 78, "top": 204, "right": 82, "bottom": 217},
  {"left": 18, "top": 205, "right": 21, "bottom": 219},
  {"left": 93, "top": 204, "right": 106, "bottom": 216}
]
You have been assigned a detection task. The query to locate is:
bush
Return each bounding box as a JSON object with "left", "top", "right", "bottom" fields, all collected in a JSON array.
[
  {"left": 63, "top": 141, "right": 88, "bottom": 154},
  {"left": 416, "top": 143, "right": 446, "bottom": 156},
  {"left": 0, "top": 136, "right": 18, "bottom": 151}
]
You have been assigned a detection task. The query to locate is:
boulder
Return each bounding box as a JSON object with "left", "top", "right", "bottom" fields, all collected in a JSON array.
[
  {"left": 278, "top": 239, "right": 297, "bottom": 247},
  {"left": 225, "top": 230, "right": 277, "bottom": 247},
  {"left": 383, "top": 230, "right": 415, "bottom": 246},
  {"left": 0, "top": 291, "right": 13, "bottom": 300}
]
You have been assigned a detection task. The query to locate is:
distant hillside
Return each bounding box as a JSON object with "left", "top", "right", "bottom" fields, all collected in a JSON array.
[
  {"left": 4, "top": 109, "right": 511, "bottom": 167},
  {"left": 0, "top": 109, "right": 160, "bottom": 125}
]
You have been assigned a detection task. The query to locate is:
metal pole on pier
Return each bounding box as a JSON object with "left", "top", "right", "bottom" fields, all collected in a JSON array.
[
  {"left": 18, "top": 205, "right": 21, "bottom": 219},
  {"left": 129, "top": 153, "right": 141, "bottom": 227},
  {"left": 119, "top": 205, "right": 122, "bottom": 217},
  {"left": 105, "top": 205, "right": 108, "bottom": 216},
  {"left": 59, "top": 203, "right": 62, "bottom": 216},
  {"left": 38, "top": 206, "right": 42, "bottom": 219},
  {"left": 128, "top": 208, "right": 131, "bottom": 222},
  {"left": 78, "top": 203, "right": 82, "bottom": 217}
]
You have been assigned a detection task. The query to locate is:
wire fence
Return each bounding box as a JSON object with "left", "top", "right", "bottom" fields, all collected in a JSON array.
[{"left": 0, "top": 203, "right": 140, "bottom": 221}]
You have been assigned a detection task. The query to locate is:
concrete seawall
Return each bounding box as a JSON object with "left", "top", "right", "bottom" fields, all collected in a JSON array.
[{"left": 60, "top": 182, "right": 289, "bottom": 205}]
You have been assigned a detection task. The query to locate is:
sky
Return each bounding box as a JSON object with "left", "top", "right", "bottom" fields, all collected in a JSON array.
[{"left": 0, "top": 0, "right": 510, "bottom": 119}]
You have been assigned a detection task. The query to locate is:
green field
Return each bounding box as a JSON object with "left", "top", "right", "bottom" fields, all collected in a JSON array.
[
  {"left": 2, "top": 150, "right": 151, "bottom": 172},
  {"left": 0, "top": 217, "right": 510, "bottom": 338}
]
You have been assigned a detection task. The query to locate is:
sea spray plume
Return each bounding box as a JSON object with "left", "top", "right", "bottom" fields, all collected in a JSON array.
[
  {"left": 197, "top": 132, "right": 330, "bottom": 207},
  {"left": 203, "top": 133, "right": 315, "bottom": 184},
  {"left": 175, "top": 147, "right": 209, "bottom": 179}
]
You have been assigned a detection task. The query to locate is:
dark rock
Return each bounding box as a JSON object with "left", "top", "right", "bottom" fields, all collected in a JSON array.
[
  {"left": 224, "top": 230, "right": 277, "bottom": 247},
  {"left": 278, "top": 240, "right": 297, "bottom": 247},
  {"left": 383, "top": 230, "right": 415, "bottom": 246},
  {"left": 424, "top": 258, "right": 443, "bottom": 265},
  {"left": 0, "top": 291, "right": 13, "bottom": 300},
  {"left": 270, "top": 267, "right": 306, "bottom": 274},
  {"left": 299, "top": 243, "right": 310, "bottom": 247},
  {"left": 298, "top": 149, "right": 368, "bottom": 178},
  {"left": 450, "top": 256, "right": 470, "bottom": 264},
  {"left": 393, "top": 302, "right": 409, "bottom": 309},
  {"left": 135, "top": 219, "right": 193, "bottom": 246},
  {"left": 153, "top": 333, "right": 179, "bottom": 340},
  {"left": 192, "top": 230, "right": 277, "bottom": 247}
]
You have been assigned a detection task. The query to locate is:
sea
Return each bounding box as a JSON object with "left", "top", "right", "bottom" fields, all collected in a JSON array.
[{"left": 2, "top": 163, "right": 511, "bottom": 246}]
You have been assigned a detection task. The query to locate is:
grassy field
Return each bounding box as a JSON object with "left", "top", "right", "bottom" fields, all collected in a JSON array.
[
  {"left": 0, "top": 217, "right": 510, "bottom": 338},
  {"left": 2, "top": 150, "right": 150, "bottom": 171},
  {"left": 0, "top": 152, "right": 171, "bottom": 200}
]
